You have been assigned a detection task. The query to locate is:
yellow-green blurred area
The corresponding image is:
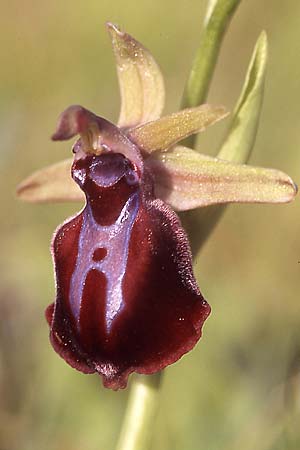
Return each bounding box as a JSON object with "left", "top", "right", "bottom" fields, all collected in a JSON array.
[{"left": 1, "top": 0, "right": 300, "bottom": 449}]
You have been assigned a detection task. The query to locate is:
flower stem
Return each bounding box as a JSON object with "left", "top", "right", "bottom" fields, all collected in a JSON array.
[
  {"left": 181, "top": 0, "right": 241, "bottom": 107},
  {"left": 115, "top": 373, "right": 163, "bottom": 450},
  {"left": 181, "top": 0, "right": 241, "bottom": 148}
]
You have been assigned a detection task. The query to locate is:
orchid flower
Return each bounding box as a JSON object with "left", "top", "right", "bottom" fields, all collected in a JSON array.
[{"left": 17, "top": 23, "right": 297, "bottom": 390}]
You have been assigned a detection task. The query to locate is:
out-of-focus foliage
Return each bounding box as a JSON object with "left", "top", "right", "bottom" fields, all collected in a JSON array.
[{"left": 1, "top": 1, "right": 300, "bottom": 449}]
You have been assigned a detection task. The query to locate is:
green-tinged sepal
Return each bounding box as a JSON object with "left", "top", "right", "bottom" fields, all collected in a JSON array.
[
  {"left": 16, "top": 159, "right": 84, "bottom": 203},
  {"left": 107, "top": 22, "right": 165, "bottom": 128},
  {"left": 147, "top": 146, "right": 297, "bottom": 211}
]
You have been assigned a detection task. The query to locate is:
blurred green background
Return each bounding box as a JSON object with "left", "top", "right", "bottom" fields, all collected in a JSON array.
[{"left": 1, "top": 0, "right": 300, "bottom": 449}]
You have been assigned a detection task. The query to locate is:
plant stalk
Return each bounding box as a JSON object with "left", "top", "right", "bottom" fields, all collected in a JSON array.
[
  {"left": 181, "top": 0, "right": 241, "bottom": 148},
  {"left": 115, "top": 373, "right": 163, "bottom": 450}
]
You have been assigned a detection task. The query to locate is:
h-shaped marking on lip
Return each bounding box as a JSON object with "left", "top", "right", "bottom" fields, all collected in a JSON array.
[{"left": 69, "top": 192, "right": 140, "bottom": 334}]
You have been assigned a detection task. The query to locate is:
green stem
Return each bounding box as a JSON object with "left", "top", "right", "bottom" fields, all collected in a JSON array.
[
  {"left": 181, "top": 0, "right": 241, "bottom": 148},
  {"left": 115, "top": 373, "right": 163, "bottom": 450}
]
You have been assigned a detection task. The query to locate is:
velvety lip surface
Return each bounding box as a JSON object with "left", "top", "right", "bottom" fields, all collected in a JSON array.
[{"left": 47, "top": 152, "right": 210, "bottom": 389}]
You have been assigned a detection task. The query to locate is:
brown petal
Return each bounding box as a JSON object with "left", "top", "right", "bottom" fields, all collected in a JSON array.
[
  {"left": 146, "top": 146, "right": 297, "bottom": 211},
  {"left": 107, "top": 22, "right": 165, "bottom": 128},
  {"left": 16, "top": 159, "right": 84, "bottom": 203},
  {"left": 52, "top": 105, "right": 144, "bottom": 171},
  {"left": 127, "top": 105, "right": 228, "bottom": 154}
]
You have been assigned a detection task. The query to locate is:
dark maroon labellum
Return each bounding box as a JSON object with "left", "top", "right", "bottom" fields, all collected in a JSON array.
[{"left": 46, "top": 151, "right": 210, "bottom": 389}]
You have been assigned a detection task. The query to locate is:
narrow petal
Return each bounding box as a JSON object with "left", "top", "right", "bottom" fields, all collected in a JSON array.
[
  {"left": 16, "top": 159, "right": 84, "bottom": 203},
  {"left": 147, "top": 146, "right": 297, "bottom": 211},
  {"left": 107, "top": 22, "right": 165, "bottom": 128},
  {"left": 52, "top": 105, "right": 144, "bottom": 171},
  {"left": 127, "top": 104, "right": 228, "bottom": 154},
  {"left": 51, "top": 105, "right": 101, "bottom": 151}
]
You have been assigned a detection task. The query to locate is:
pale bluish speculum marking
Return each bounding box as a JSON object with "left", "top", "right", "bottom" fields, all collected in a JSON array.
[{"left": 69, "top": 192, "right": 139, "bottom": 334}]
